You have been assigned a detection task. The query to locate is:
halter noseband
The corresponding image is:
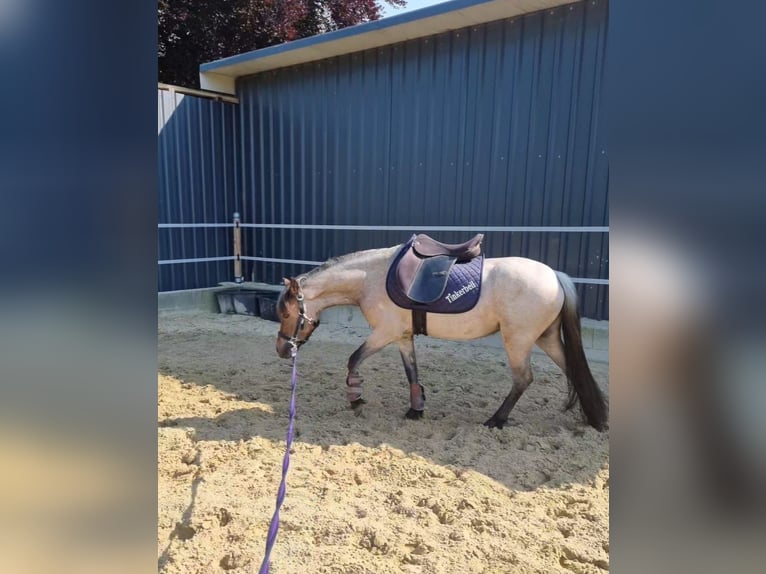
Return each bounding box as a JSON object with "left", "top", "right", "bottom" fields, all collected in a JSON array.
[{"left": 278, "top": 282, "right": 319, "bottom": 349}]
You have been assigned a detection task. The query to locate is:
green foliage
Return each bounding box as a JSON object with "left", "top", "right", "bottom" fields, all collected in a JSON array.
[{"left": 159, "top": 0, "right": 406, "bottom": 88}]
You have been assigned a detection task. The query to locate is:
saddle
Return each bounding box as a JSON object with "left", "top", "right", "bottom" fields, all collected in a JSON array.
[
  {"left": 410, "top": 234, "right": 483, "bottom": 261},
  {"left": 386, "top": 234, "right": 485, "bottom": 335}
]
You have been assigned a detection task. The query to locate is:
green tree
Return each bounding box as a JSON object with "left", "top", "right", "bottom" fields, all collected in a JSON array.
[{"left": 159, "top": 0, "right": 406, "bottom": 88}]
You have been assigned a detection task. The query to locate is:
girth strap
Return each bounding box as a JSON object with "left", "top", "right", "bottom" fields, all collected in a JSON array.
[{"left": 412, "top": 310, "right": 427, "bottom": 336}]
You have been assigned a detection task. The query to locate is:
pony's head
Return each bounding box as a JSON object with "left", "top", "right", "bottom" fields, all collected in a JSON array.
[{"left": 275, "top": 277, "right": 320, "bottom": 358}]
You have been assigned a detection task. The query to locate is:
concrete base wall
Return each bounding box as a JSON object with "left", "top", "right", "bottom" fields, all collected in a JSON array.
[
  {"left": 159, "top": 285, "right": 608, "bottom": 363},
  {"left": 158, "top": 287, "right": 225, "bottom": 313}
]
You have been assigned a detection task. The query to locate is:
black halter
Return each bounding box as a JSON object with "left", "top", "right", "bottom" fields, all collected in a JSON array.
[{"left": 278, "top": 286, "right": 319, "bottom": 348}]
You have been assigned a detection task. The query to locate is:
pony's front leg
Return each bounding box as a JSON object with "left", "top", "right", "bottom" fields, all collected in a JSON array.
[
  {"left": 398, "top": 336, "right": 424, "bottom": 419},
  {"left": 346, "top": 330, "right": 395, "bottom": 409}
]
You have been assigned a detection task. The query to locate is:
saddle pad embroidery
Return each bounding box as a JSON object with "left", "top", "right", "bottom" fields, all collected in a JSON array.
[{"left": 386, "top": 237, "right": 483, "bottom": 314}]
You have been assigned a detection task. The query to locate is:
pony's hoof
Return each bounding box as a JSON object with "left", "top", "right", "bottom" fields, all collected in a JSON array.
[
  {"left": 483, "top": 416, "right": 506, "bottom": 429},
  {"left": 405, "top": 408, "right": 424, "bottom": 420},
  {"left": 350, "top": 398, "right": 367, "bottom": 409}
]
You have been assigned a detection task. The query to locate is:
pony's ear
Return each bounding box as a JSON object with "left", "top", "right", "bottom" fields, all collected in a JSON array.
[
  {"left": 286, "top": 277, "right": 299, "bottom": 295},
  {"left": 282, "top": 277, "right": 291, "bottom": 287}
]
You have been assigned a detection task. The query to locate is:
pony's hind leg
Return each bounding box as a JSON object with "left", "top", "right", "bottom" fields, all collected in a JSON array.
[
  {"left": 535, "top": 318, "right": 567, "bottom": 373},
  {"left": 398, "top": 336, "right": 424, "bottom": 419},
  {"left": 484, "top": 335, "right": 535, "bottom": 429},
  {"left": 346, "top": 329, "right": 396, "bottom": 408}
]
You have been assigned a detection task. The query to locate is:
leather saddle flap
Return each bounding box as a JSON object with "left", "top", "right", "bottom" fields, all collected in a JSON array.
[{"left": 404, "top": 255, "right": 456, "bottom": 304}]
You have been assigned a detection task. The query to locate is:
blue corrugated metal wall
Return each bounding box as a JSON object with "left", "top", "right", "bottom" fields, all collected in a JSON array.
[
  {"left": 238, "top": 0, "right": 608, "bottom": 319},
  {"left": 158, "top": 88, "right": 241, "bottom": 291}
]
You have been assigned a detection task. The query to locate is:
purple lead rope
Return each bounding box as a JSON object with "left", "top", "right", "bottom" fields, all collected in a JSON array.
[{"left": 258, "top": 346, "right": 299, "bottom": 574}]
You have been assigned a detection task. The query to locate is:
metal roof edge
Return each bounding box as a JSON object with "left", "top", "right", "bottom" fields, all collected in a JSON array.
[
  {"left": 158, "top": 83, "right": 239, "bottom": 104},
  {"left": 199, "top": 0, "right": 578, "bottom": 94}
]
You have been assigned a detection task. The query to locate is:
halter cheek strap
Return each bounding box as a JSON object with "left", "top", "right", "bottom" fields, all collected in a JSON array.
[{"left": 278, "top": 288, "right": 320, "bottom": 348}]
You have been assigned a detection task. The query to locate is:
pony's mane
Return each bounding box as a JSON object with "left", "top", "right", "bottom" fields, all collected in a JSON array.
[
  {"left": 302, "top": 247, "right": 394, "bottom": 278},
  {"left": 303, "top": 253, "right": 353, "bottom": 277},
  {"left": 277, "top": 245, "right": 400, "bottom": 314}
]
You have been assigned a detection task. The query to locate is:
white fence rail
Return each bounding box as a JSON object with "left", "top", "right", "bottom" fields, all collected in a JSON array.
[{"left": 158, "top": 223, "right": 609, "bottom": 285}]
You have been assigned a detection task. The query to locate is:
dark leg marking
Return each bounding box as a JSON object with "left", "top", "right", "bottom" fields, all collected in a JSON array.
[
  {"left": 350, "top": 397, "right": 367, "bottom": 409},
  {"left": 405, "top": 408, "right": 424, "bottom": 420},
  {"left": 399, "top": 337, "right": 425, "bottom": 418},
  {"left": 484, "top": 359, "right": 533, "bottom": 429},
  {"left": 345, "top": 335, "right": 391, "bottom": 407}
]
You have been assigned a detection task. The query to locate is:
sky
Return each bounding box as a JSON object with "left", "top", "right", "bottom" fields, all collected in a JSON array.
[{"left": 382, "top": 0, "right": 450, "bottom": 18}]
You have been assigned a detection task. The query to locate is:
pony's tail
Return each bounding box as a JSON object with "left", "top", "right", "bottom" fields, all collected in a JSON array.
[{"left": 555, "top": 271, "right": 608, "bottom": 431}]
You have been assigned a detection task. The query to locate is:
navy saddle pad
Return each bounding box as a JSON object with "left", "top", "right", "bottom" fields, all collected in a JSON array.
[{"left": 385, "top": 235, "right": 483, "bottom": 314}]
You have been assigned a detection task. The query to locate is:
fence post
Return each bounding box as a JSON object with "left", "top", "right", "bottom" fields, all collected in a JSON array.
[{"left": 233, "top": 212, "right": 243, "bottom": 283}]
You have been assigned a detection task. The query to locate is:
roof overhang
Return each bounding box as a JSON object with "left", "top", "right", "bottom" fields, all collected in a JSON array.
[{"left": 200, "top": 0, "right": 578, "bottom": 94}]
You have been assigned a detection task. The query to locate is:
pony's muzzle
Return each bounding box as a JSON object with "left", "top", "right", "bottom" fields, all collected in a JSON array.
[{"left": 276, "top": 340, "right": 293, "bottom": 359}]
